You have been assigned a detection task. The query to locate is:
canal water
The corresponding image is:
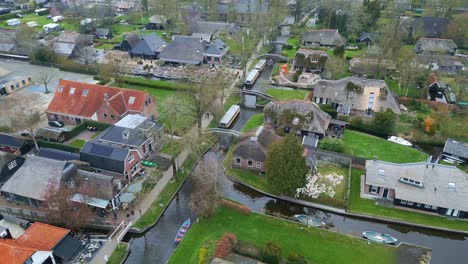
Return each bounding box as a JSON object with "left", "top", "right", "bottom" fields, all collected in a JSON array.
[{"left": 125, "top": 149, "right": 468, "bottom": 264}]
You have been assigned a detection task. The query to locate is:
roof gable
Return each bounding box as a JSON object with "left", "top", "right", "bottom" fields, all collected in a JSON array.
[{"left": 46, "top": 80, "right": 149, "bottom": 118}]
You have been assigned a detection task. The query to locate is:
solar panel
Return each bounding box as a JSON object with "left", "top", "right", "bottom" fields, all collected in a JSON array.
[
  {"left": 90, "top": 144, "right": 113, "bottom": 157},
  {"left": 367, "top": 92, "right": 375, "bottom": 109}
]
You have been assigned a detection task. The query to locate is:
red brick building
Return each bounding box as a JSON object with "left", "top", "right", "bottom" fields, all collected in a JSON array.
[{"left": 46, "top": 80, "right": 157, "bottom": 125}]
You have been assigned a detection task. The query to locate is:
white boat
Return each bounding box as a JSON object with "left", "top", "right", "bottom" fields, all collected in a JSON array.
[{"left": 387, "top": 136, "right": 412, "bottom": 147}]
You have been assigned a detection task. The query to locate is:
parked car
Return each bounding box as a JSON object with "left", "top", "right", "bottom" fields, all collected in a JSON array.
[{"left": 48, "top": 121, "right": 64, "bottom": 128}]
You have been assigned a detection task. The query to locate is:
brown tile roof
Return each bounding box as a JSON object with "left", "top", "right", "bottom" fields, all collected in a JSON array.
[
  {"left": 15, "top": 222, "right": 70, "bottom": 251},
  {"left": 0, "top": 240, "right": 36, "bottom": 264},
  {"left": 46, "top": 80, "right": 150, "bottom": 118}
]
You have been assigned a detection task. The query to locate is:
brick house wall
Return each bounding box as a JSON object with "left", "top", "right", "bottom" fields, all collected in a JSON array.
[
  {"left": 363, "top": 183, "right": 395, "bottom": 199},
  {"left": 96, "top": 104, "right": 122, "bottom": 124},
  {"left": 46, "top": 112, "right": 84, "bottom": 125},
  {"left": 124, "top": 150, "right": 142, "bottom": 180},
  {"left": 136, "top": 95, "right": 158, "bottom": 120},
  {"left": 232, "top": 156, "right": 265, "bottom": 172}
]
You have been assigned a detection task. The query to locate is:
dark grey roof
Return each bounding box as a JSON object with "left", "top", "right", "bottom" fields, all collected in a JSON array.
[
  {"left": 264, "top": 100, "right": 331, "bottom": 135},
  {"left": 0, "top": 133, "right": 24, "bottom": 148},
  {"left": 302, "top": 29, "right": 346, "bottom": 46},
  {"left": 357, "top": 32, "right": 378, "bottom": 43},
  {"left": 37, "top": 148, "right": 80, "bottom": 161},
  {"left": 158, "top": 36, "right": 208, "bottom": 64},
  {"left": 191, "top": 21, "right": 240, "bottom": 35},
  {"left": 74, "top": 169, "right": 116, "bottom": 200},
  {"left": 443, "top": 139, "right": 468, "bottom": 160},
  {"left": 415, "top": 38, "right": 457, "bottom": 54},
  {"left": 412, "top": 17, "right": 450, "bottom": 38},
  {"left": 97, "top": 126, "right": 147, "bottom": 147},
  {"left": 96, "top": 28, "right": 110, "bottom": 36},
  {"left": 130, "top": 34, "right": 167, "bottom": 56},
  {"left": 0, "top": 152, "right": 23, "bottom": 183},
  {"left": 233, "top": 126, "right": 280, "bottom": 161},
  {"left": 53, "top": 42, "right": 76, "bottom": 57},
  {"left": 53, "top": 234, "right": 82, "bottom": 260},
  {"left": 80, "top": 142, "right": 129, "bottom": 173},
  {"left": 302, "top": 135, "right": 318, "bottom": 149},
  {"left": 204, "top": 39, "right": 228, "bottom": 56},
  {"left": 121, "top": 33, "right": 140, "bottom": 49}
]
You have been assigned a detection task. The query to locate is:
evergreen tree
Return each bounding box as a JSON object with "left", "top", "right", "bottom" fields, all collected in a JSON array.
[{"left": 266, "top": 135, "right": 309, "bottom": 195}]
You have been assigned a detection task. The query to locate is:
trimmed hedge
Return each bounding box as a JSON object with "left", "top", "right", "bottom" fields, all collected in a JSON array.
[
  {"left": 69, "top": 122, "right": 88, "bottom": 138},
  {"left": 122, "top": 77, "right": 190, "bottom": 91},
  {"left": 37, "top": 140, "right": 81, "bottom": 153},
  {"left": 0, "top": 9, "right": 34, "bottom": 21},
  {"left": 219, "top": 199, "right": 251, "bottom": 215}
]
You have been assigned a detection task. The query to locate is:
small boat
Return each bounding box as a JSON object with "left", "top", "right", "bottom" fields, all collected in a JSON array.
[
  {"left": 141, "top": 160, "right": 157, "bottom": 167},
  {"left": 294, "top": 214, "right": 325, "bottom": 227},
  {"left": 362, "top": 231, "right": 398, "bottom": 244},
  {"left": 387, "top": 136, "right": 412, "bottom": 147},
  {"left": 174, "top": 218, "right": 191, "bottom": 245}
]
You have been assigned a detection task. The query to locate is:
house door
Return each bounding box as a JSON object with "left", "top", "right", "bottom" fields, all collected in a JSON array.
[
  {"left": 75, "top": 118, "right": 81, "bottom": 124},
  {"left": 446, "top": 209, "right": 459, "bottom": 217},
  {"left": 382, "top": 188, "right": 389, "bottom": 198}
]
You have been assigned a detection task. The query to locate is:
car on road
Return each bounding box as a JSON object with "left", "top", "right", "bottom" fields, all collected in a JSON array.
[{"left": 48, "top": 121, "right": 64, "bottom": 128}]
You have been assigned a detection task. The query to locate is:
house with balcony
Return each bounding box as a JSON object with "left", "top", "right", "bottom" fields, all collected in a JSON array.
[{"left": 364, "top": 160, "right": 468, "bottom": 219}]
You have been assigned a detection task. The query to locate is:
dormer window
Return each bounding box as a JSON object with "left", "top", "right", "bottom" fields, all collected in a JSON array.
[
  {"left": 58, "top": 86, "right": 64, "bottom": 92},
  {"left": 122, "top": 130, "right": 129, "bottom": 139},
  {"left": 378, "top": 169, "right": 385, "bottom": 176},
  {"left": 69, "top": 87, "right": 76, "bottom": 95},
  {"left": 128, "top": 96, "right": 135, "bottom": 104},
  {"left": 82, "top": 89, "right": 88, "bottom": 96},
  {"left": 448, "top": 182, "right": 456, "bottom": 191}
]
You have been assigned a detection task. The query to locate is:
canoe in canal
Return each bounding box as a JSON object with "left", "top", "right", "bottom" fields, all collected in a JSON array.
[
  {"left": 294, "top": 214, "right": 325, "bottom": 227},
  {"left": 362, "top": 231, "right": 398, "bottom": 244},
  {"left": 174, "top": 218, "right": 191, "bottom": 245}
]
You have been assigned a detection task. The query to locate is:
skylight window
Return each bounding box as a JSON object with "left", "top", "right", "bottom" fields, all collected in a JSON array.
[
  {"left": 69, "top": 87, "right": 76, "bottom": 95},
  {"left": 448, "top": 182, "right": 456, "bottom": 191},
  {"left": 128, "top": 96, "right": 136, "bottom": 104},
  {"left": 58, "top": 86, "right": 63, "bottom": 92},
  {"left": 399, "top": 177, "right": 424, "bottom": 188},
  {"left": 378, "top": 169, "right": 385, "bottom": 176},
  {"left": 82, "top": 89, "right": 88, "bottom": 96}
]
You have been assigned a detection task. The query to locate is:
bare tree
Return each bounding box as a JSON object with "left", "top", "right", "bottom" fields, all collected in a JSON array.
[
  {"left": 151, "top": 0, "right": 178, "bottom": 34},
  {"left": 37, "top": 71, "right": 55, "bottom": 93},
  {"left": 99, "top": 53, "right": 128, "bottom": 85},
  {"left": 324, "top": 56, "right": 347, "bottom": 80},
  {"left": 8, "top": 95, "right": 41, "bottom": 151},
  {"left": 189, "top": 153, "right": 221, "bottom": 217},
  {"left": 43, "top": 177, "right": 96, "bottom": 232}
]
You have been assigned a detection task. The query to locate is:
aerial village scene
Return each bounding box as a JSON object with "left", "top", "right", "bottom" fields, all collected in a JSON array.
[{"left": 0, "top": 0, "right": 466, "bottom": 263}]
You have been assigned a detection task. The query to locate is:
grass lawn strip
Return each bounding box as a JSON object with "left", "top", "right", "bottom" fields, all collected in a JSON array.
[
  {"left": 342, "top": 130, "right": 428, "bottom": 163},
  {"left": 264, "top": 89, "right": 308, "bottom": 101},
  {"left": 161, "top": 140, "right": 184, "bottom": 156},
  {"left": 348, "top": 169, "right": 468, "bottom": 231},
  {"left": 169, "top": 207, "right": 397, "bottom": 264},
  {"left": 68, "top": 139, "right": 86, "bottom": 148},
  {"left": 241, "top": 113, "right": 264, "bottom": 132},
  {"left": 107, "top": 243, "right": 129, "bottom": 264}
]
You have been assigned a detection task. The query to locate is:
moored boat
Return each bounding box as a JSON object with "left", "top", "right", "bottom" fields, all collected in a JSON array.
[
  {"left": 174, "top": 218, "right": 191, "bottom": 245},
  {"left": 362, "top": 231, "right": 398, "bottom": 244},
  {"left": 387, "top": 136, "right": 412, "bottom": 147},
  {"left": 294, "top": 214, "right": 325, "bottom": 227}
]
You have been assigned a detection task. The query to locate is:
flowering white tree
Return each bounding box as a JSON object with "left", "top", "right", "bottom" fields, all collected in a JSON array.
[{"left": 296, "top": 172, "right": 344, "bottom": 199}]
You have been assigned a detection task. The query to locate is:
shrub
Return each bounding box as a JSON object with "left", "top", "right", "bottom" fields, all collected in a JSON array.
[
  {"left": 37, "top": 140, "right": 81, "bottom": 153},
  {"left": 219, "top": 199, "right": 251, "bottom": 215},
  {"left": 319, "top": 104, "right": 337, "bottom": 118},
  {"left": 198, "top": 247, "right": 208, "bottom": 264},
  {"left": 262, "top": 241, "right": 282, "bottom": 264},
  {"left": 214, "top": 233, "right": 238, "bottom": 259},
  {"left": 122, "top": 77, "right": 189, "bottom": 91},
  {"left": 318, "top": 138, "right": 345, "bottom": 153},
  {"left": 287, "top": 251, "right": 309, "bottom": 264}
]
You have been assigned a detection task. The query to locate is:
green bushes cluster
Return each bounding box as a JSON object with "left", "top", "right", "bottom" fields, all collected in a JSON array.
[
  {"left": 287, "top": 251, "right": 309, "bottom": 264},
  {"left": 122, "top": 77, "right": 189, "bottom": 91},
  {"left": 318, "top": 138, "right": 345, "bottom": 153},
  {"left": 0, "top": 9, "right": 34, "bottom": 21},
  {"left": 37, "top": 140, "right": 81, "bottom": 153},
  {"left": 262, "top": 241, "right": 282, "bottom": 264}
]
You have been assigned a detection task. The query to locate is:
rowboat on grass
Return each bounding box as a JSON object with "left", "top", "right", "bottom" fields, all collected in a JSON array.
[
  {"left": 387, "top": 136, "right": 412, "bottom": 147},
  {"left": 362, "top": 231, "right": 398, "bottom": 244},
  {"left": 174, "top": 218, "right": 191, "bottom": 245},
  {"left": 141, "top": 160, "right": 157, "bottom": 167},
  {"left": 294, "top": 214, "right": 325, "bottom": 228}
]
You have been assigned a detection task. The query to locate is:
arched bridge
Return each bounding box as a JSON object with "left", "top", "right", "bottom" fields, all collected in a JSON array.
[
  {"left": 204, "top": 128, "right": 242, "bottom": 137},
  {"left": 255, "top": 53, "right": 289, "bottom": 62},
  {"left": 232, "top": 90, "right": 274, "bottom": 101}
]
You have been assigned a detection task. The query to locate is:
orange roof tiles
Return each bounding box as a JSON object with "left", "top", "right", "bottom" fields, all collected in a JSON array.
[
  {"left": 46, "top": 80, "right": 149, "bottom": 118},
  {"left": 15, "top": 222, "right": 70, "bottom": 251},
  {"left": 0, "top": 240, "right": 36, "bottom": 264}
]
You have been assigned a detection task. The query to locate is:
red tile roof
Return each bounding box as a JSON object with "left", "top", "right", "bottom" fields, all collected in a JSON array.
[
  {"left": 46, "top": 80, "right": 149, "bottom": 118},
  {"left": 0, "top": 240, "right": 36, "bottom": 264},
  {"left": 15, "top": 222, "right": 70, "bottom": 251}
]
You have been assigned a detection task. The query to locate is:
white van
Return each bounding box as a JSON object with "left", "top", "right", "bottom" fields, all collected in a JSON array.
[
  {"left": 43, "top": 23, "right": 61, "bottom": 32},
  {"left": 52, "top": 15, "right": 63, "bottom": 22},
  {"left": 26, "top": 21, "right": 38, "bottom": 27},
  {"left": 7, "top": 19, "right": 20, "bottom": 26}
]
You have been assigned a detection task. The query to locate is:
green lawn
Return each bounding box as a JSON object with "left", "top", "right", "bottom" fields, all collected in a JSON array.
[
  {"left": 349, "top": 169, "right": 468, "bottom": 231},
  {"left": 68, "top": 139, "right": 86, "bottom": 148},
  {"left": 385, "top": 78, "right": 424, "bottom": 98},
  {"left": 224, "top": 95, "right": 241, "bottom": 111},
  {"left": 342, "top": 130, "right": 428, "bottom": 163},
  {"left": 241, "top": 113, "right": 264, "bottom": 132},
  {"left": 311, "top": 163, "right": 349, "bottom": 208},
  {"left": 265, "top": 89, "right": 308, "bottom": 101},
  {"left": 108, "top": 243, "right": 128, "bottom": 264},
  {"left": 0, "top": 14, "right": 77, "bottom": 32},
  {"left": 161, "top": 140, "right": 184, "bottom": 156},
  {"left": 169, "top": 207, "right": 397, "bottom": 264}
]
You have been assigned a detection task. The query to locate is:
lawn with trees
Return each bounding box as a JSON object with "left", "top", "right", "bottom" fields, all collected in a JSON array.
[
  {"left": 342, "top": 130, "right": 428, "bottom": 163},
  {"left": 169, "top": 206, "right": 397, "bottom": 264}
]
